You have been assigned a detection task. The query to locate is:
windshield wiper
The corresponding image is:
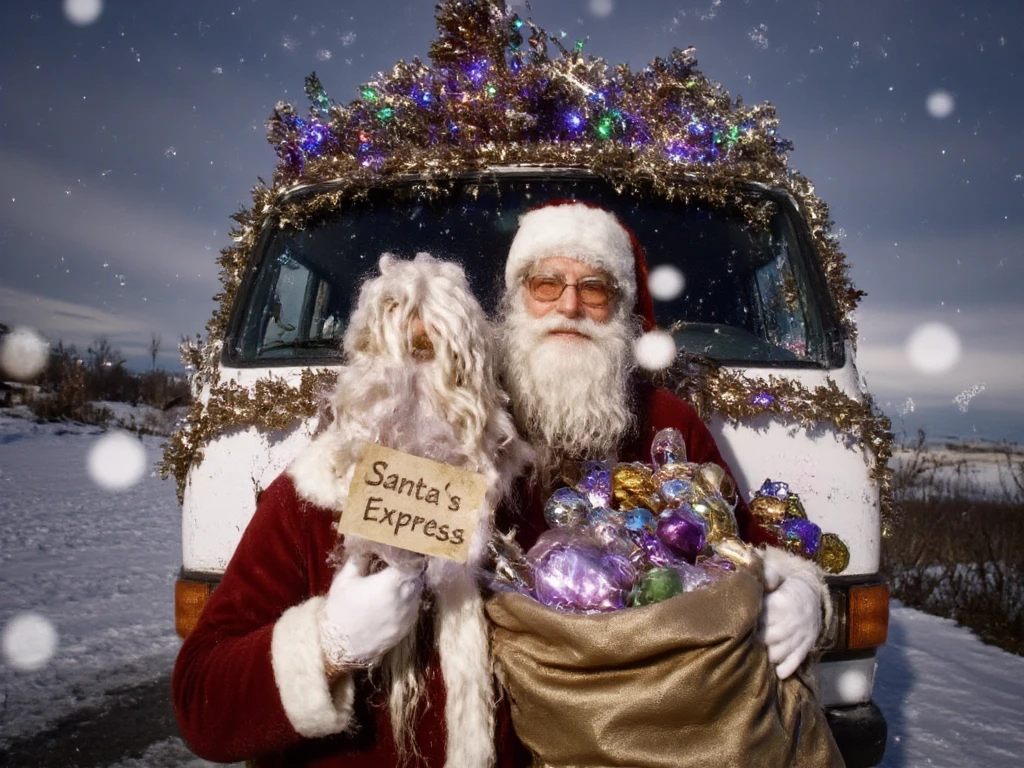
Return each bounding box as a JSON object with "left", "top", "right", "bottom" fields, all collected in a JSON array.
[{"left": 259, "top": 338, "right": 343, "bottom": 353}]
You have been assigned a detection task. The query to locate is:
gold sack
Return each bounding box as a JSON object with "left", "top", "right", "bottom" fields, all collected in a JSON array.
[{"left": 486, "top": 562, "right": 843, "bottom": 768}]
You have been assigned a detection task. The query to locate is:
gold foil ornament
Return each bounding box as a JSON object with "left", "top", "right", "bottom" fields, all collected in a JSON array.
[
  {"left": 816, "top": 533, "right": 850, "bottom": 575},
  {"left": 612, "top": 463, "right": 663, "bottom": 513},
  {"left": 785, "top": 494, "right": 808, "bottom": 520},
  {"left": 749, "top": 495, "right": 787, "bottom": 523}
]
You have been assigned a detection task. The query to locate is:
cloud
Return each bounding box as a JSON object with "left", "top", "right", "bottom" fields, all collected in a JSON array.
[
  {"left": 855, "top": 304, "right": 1024, "bottom": 410},
  {"left": 0, "top": 286, "right": 146, "bottom": 343}
]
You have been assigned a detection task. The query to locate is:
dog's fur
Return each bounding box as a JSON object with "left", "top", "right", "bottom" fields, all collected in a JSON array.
[{"left": 288, "top": 253, "right": 531, "bottom": 768}]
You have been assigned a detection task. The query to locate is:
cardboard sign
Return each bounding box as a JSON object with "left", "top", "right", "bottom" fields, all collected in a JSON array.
[{"left": 340, "top": 444, "right": 488, "bottom": 563}]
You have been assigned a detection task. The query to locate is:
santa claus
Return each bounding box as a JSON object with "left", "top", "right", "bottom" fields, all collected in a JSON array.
[
  {"left": 495, "top": 200, "right": 826, "bottom": 683},
  {"left": 173, "top": 253, "right": 531, "bottom": 768}
]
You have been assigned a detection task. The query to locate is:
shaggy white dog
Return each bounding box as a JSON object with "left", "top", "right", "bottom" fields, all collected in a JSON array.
[{"left": 289, "top": 253, "right": 530, "bottom": 768}]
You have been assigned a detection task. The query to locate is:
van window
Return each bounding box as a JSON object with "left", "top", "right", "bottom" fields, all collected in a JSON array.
[{"left": 226, "top": 176, "right": 842, "bottom": 367}]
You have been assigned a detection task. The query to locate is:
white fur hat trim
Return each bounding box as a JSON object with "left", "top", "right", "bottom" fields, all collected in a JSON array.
[{"left": 505, "top": 203, "right": 637, "bottom": 308}]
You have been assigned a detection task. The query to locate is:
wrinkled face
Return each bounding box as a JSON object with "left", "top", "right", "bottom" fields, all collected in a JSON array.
[{"left": 521, "top": 256, "right": 617, "bottom": 328}]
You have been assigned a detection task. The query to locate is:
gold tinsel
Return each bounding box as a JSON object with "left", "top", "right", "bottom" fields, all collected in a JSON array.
[{"left": 161, "top": 0, "right": 897, "bottom": 537}]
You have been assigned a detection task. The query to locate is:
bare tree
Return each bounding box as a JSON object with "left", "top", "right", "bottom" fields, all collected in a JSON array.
[{"left": 150, "top": 332, "right": 162, "bottom": 370}]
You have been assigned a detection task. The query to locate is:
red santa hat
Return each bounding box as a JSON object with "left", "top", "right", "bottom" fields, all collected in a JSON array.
[{"left": 505, "top": 200, "right": 657, "bottom": 332}]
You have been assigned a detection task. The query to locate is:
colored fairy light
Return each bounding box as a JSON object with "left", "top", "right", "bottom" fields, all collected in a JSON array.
[
  {"left": 361, "top": 87, "right": 377, "bottom": 102},
  {"left": 418, "top": 91, "right": 433, "bottom": 105},
  {"left": 751, "top": 391, "right": 774, "bottom": 407},
  {"left": 565, "top": 111, "right": 585, "bottom": 132},
  {"left": 377, "top": 107, "right": 395, "bottom": 120},
  {"left": 596, "top": 116, "right": 613, "bottom": 139},
  {"left": 574, "top": 40, "right": 585, "bottom": 52},
  {"left": 513, "top": 17, "right": 524, "bottom": 30},
  {"left": 299, "top": 123, "right": 332, "bottom": 154},
  {"left": 486, "top": 84, "right": 497, "bottom": 96}
]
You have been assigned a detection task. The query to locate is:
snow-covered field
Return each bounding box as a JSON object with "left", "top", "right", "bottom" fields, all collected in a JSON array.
[{"left": 1, "top": 411, "right": 1022, "bottom": 766}]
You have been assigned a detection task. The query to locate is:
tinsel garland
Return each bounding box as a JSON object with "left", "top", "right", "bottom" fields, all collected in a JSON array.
[{"left": 160, "top": 0, "right": 894, "bottom": 532}]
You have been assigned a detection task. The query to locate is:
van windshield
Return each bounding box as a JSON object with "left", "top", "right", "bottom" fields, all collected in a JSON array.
[{"left": 226, "top": 175, "right": 842, "bottom": 367}]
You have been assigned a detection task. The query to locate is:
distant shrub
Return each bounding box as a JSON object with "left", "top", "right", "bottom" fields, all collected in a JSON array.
[{"left": 884, "top": 434, "right": 1024, "bottom": 656}]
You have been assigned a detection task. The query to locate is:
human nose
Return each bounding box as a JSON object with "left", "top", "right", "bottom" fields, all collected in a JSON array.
[{"left": 554, "top": 282, "right": 583, "bottom": 317}]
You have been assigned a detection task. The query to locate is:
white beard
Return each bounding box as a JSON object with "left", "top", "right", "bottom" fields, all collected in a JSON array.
[{"left": 500, "top": 299, "right": 637, "bottom": 477}]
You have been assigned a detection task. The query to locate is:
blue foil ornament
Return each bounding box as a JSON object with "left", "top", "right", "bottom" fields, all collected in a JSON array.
[
  {"left": 781, "top": 518, "right": 823, "bottom": 558},
  {"left": 659, "top": 478, "right": 692, "bottom": 505},
  {"left": 622, "top": 508, "right": 655, "bottom": 532},
  {"left": 758, "top": 479, "right": 791, "bottom": 499}
]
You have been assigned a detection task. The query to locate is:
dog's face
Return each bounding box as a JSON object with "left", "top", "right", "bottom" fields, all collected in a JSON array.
[{"left": 344, "top": 253, "right": 490, "bottom": 389}]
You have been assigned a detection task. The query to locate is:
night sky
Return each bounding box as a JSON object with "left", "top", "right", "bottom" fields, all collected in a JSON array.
[{"left": 1, "top": 0, "right": 1021, "bottom": 443}]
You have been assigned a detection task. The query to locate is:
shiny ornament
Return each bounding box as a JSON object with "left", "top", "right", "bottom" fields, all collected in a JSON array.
[
  {"left": 576, "top": 460, "right": 613, "bottom": 508},
  {"left": 651, "top": 428, "right": 687, "bottom": 467},
  {"left": 659, "top": 478, "right": 692, "bottom": 506},
  {"left": 816, "top": 533, "right": 850, "bottom": 574},
  {"left": 612, "top": 462, "right": 662, "bottom": 512},
  {"left": 785, "top": 494, "right": 808, "bottom": 519},
  {"left": 696, "top": 498, "right": 739, "bottom": 543},
  {"left": 634, "top": 529, "right": 680, "bottom": 568},
  {"left": 543, "top": 487, "right": 591, "bottom": 528},
  {"left": 781, "top": 518, "right": 823, "bottom": 558},
  {"left": 653, "top": 462, "right": 696, "bottom": 486},
  {"left": 749, "top": 495, "right": 787, "bottom": 523},
  {"left": 531, "top": 538, "right": 627, "bottom": 613},
  {"left": 601, "top": 552, "right": 638, "bottom": 591},
  {"left": 757, "top": 479, "right": 791, "bottom": 499},
  {"left": 629, "top": 567, "right": 684, "bottom": 606},
  {"left": 622, "top": 508, "right": 655, "bottom": 532},
  {"left": 711, "top": 538, "right": 756, "bottom": 568},
  {"left": 676, "top": 561, "right": 715, "bottom": 591},
  {"left": 656, "top": 506, "right": 707, "bottom": 561}
]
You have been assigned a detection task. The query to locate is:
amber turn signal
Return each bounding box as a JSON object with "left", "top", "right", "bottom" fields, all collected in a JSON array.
[
  {"left": 175, "top": 578, "right": 215, "bottom": 639},
  {"left": 847, "top": 583, "right": 890, "bottom": 650}
]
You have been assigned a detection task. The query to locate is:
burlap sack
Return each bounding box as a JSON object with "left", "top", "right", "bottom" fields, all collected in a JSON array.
[{"left": 486, "top": 562, "right": 843, "bottom": 768}]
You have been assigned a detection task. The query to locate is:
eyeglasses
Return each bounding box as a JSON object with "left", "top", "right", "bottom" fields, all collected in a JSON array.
[{"left": 525, "top": 273, "right": 617, "bottom": 308}]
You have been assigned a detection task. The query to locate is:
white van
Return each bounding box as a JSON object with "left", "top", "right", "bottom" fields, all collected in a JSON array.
[{"left": 169, "top": 169, "right": 889, "bottom": 766}]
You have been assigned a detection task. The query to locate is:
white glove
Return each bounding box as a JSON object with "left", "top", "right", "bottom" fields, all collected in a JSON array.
[
  {"left": 317, "top": 552, "right": 424, "bottom": 673},
  {"left": 758, "top": 547, "right": 824, "bottom": 680}
]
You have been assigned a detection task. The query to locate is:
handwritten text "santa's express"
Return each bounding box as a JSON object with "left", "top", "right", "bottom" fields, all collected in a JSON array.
[{"left": 361, "top": 460, "right": 466, "bottom": 545}]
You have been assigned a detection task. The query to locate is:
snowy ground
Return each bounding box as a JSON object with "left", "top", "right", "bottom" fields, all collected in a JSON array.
[{"left": 0, "top": 410, "right": 1022, "bottom": 766}]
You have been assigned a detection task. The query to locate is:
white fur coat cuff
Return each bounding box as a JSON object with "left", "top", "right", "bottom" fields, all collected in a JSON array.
[{"left": 271, "top": 596, "right": 356, "bottom": 738}]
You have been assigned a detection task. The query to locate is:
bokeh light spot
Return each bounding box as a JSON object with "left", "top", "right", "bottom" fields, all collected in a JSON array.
[
  {"left": 87, "top": 431, "right": 147, "bottom": 491},
  {"left": 2, "top": 612, "right": 58, "bottom": 672},
  {"left": 906, "top": 322, "right": 961, "bottom": 374},
  {"left": 634, "top": 330, "right": 677, "bottom": 371},
  {"left": 648, "top": 265, "right": 686, "bottom": 301},
  {"left": 926, "top": 89, "right": 955, "bottom": 119},
  {"left": 589, "top": 0, "right": 614, "bottom": 18},
  {"left": 63, "top": 0, "right": 103, "bottom": 26},
  {"left": 0, "top": 327, "right": 50, "bottom": 381}
]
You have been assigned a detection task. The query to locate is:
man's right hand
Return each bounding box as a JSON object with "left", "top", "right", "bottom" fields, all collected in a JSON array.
[{"left": 316, "top": 552, "right": 424, "bottom": 676}]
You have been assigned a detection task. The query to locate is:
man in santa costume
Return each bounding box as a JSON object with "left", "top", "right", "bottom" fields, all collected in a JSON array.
[{"left": 495, "top": 200, "right": 826, "bottom": 683}]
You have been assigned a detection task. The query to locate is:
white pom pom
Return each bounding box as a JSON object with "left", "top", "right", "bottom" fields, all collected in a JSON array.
[
  {"left": 648, "top": 265, "right": 686, "bottom": 301},
  {"left": 87, "top": 431, "right": 148, "bottom": 491},
  {"left": 634, "top": 330, "right": 677, "bottom": 371},
  {"left": 0, "top": 327, "right": 50, "bottom": 382},
  {"left": 2, "top": 612, "right": 59, "bottom": 672}
]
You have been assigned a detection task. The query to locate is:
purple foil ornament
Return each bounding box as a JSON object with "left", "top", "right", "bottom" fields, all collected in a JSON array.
[
  {"left": 656, "top": 506, "right": 708, "bottom": 561},
  {"left": 634, "top": 528, "right": 681, "bottom": 568},
  {"left": 675, "top": 561, "right": 714, "bottom": 592},
  {"left": 543, "top": 487, "right": 590, "bottom": 528},
  {"left": 781, "top": 518, "right": 823, "bottom": 558},
  {"left": 757, "top": 479, "right": 791, "bottom": 499},
  {"left": 576, "top": 461, "right": 612, "bottom": 507},
  {"left": 531, "top": 540, "right": 627, "bottom": 613},
  {"left": 601, "top": 552, "right": 638, "bottom": 591},
  {"left": 651, "top": 428, "right": 687, "bottom": 467}
]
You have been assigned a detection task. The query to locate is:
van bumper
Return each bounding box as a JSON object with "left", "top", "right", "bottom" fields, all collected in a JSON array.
[{"left": 827, "top": 701, "right": 887, "bottom": 768}]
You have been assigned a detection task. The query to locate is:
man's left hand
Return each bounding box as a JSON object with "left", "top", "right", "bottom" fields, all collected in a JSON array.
[{"left": 758, "top": 547, "right": 824, "bottom": 680}]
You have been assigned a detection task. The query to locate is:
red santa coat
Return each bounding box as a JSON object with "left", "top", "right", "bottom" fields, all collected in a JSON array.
[{"left": 171, "top": 383, "right": 746, "bottom": 767}]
